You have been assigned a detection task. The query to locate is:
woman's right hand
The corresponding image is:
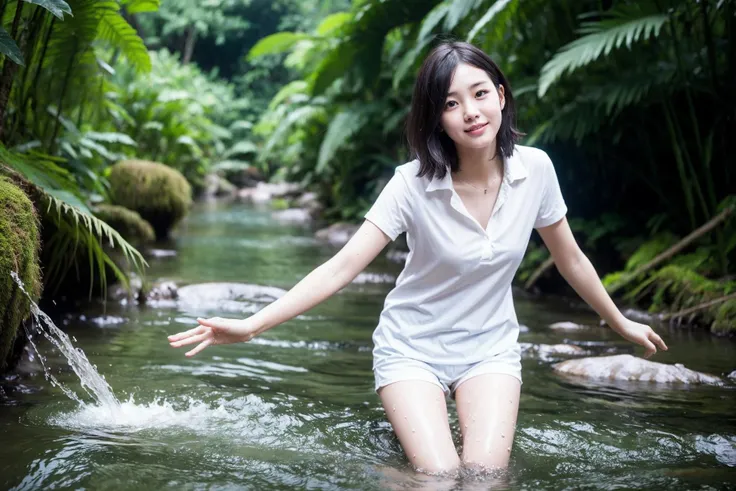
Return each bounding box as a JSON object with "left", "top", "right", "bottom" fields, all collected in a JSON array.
[{"left": 167, "top": 316, "right": 260, "bottom": 357}]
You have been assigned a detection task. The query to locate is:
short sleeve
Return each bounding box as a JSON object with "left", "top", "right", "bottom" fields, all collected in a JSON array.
[
  {"left": 534, "top": 155, "right": 568, "bottom": 229},
  {"left": 364, "top": 170, "right": 411, "bottom": 241}
]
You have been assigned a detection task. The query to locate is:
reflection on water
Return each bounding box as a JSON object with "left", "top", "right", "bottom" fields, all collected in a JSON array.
[{"left": 2, "top": 201, "right": 735, "bottom": 490}]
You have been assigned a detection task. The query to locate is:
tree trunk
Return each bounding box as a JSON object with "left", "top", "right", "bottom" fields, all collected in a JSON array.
[
  {"left": 182, "top": 25, "right": 197, "bottom": 64},
  {"left": 0, "top": 2, "right": 25, "bottom": 142}
]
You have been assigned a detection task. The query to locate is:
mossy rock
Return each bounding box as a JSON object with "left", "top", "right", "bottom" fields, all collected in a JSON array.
[
  {"left": 0, "top": 175, "right": 41, "bottom": 372},
  {"left": 93, "top": 204, "right": 155, "bottom": 245},
  {"left": 108, "top": 160, "right": 192, "bottom": 239}
]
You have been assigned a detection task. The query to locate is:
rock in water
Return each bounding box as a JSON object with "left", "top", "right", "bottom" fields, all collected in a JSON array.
[
  {"left": 552, "top": 354, "right": 723, "bottom": 385},
  {"left": 549, "top": 321, "right": 589, "bottom": 330}
]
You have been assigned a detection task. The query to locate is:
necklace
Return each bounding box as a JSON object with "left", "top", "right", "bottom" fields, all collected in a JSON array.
[{"left": 454, "top": 174, "right": 499, "bottom": 195}]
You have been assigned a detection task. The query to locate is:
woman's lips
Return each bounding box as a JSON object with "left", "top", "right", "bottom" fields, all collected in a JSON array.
[{"left": 465, "top": 122, "right": 488, "bottom": 135}]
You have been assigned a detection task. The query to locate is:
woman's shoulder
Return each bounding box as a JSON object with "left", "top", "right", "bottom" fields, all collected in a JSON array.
[
  {"left": 512, "top": 144, "right": 553, "bottom": 170},
  {"left": 391, "top": 159, "right": 425, "bottom": 190}
]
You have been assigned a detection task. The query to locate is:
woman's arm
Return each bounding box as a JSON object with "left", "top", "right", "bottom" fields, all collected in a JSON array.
[
  {"left": 249, "top": 220, "right": 391, "bottom": 331},
  {"left": 537, "top": 217, "right": 668, "bottom": 358},
  {"left": 169, "top": 220, "right": 392, "bottom": 356}
]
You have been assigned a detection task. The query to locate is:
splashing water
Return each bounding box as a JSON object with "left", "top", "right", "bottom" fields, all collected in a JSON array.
[{"left": 10, "top": 271, "right": 121, "bottom": 412}]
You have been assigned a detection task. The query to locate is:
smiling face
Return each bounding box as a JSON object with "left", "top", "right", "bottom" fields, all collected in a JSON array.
[{"left": 439, "top": 63, "right": 505, "bottom": 153}]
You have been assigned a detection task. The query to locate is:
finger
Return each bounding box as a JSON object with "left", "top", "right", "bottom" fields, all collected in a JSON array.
[
  {"left": 642, "top": 339, "right": 657, "bottom": 358},
  {"left": 197, "top": 317, "right": 227, "bottom": 328},
  {"left": 651, "top": 332, "right": 668, "bottom": 351},
  {"left": 170, "top": 331, "right": 210, "bottom": 348},
  {"left": 186, "top": 339, "right": 212, "bottom": 357},
  {"left": 168, "top": 325, "right": 205, "bottom": 342}
]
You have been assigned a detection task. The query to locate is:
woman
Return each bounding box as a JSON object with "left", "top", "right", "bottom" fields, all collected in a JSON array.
[{"left": 168, "top": 42, "right": 668, "bottom": 475}]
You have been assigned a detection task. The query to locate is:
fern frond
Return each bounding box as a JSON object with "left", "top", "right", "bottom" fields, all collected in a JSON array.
[
  {"left": 538, "top": 4, "right": 668, "bottom": 97},
  {"left": 97, "top": 2, "right": 151, "bottom": 72}
]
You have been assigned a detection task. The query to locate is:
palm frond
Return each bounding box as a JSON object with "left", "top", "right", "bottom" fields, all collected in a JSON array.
[
  {"left": 467, "top": 0, "right": 515, "bottom": 42},
  {"left": 538, "top": 4, "right": 668, "bottom": 97}
]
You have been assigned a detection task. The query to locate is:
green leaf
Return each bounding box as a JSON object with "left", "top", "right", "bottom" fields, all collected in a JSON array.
[
  {"left": 316, "top": 12, "right": 352, "bottom": 36},
  {"left": 467, "top": 0, "right": 514, "bottom": 42},
  {"left": 223, "top": 141, "right": 258, "bottom": 158},
  {"left": 444, "top": 0, "right": 481, "bottom": 31},
  {"left": 418, "top": 3, "right": 449, "bottom": 41},
  {"left": 316, "top": 110, "right": 370, "bottom": 174},
  {"left": 247, "top": 32, "right": 313, "bottom": 61},
  {"left": 538, "top": 7, "right": 668, "bottom": 97},
  {"left": 0, "top": 26, "right": 24, "bottom": 65},
  {"left": 24, "top": 0, "right": 72, "bottom": 20},
  {"left": 121, "top": 0, "right": 160, "bottom": 14},
  {"left": 85, "top": 131, "right": 137, "bottom": 146},
  {"left": 97, "top": 2, "right": 151, "bottom": 72}
]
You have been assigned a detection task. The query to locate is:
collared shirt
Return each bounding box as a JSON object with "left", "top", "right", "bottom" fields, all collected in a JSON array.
[{"left": 364, "top": 144, "right": 568, "bottom": 366}]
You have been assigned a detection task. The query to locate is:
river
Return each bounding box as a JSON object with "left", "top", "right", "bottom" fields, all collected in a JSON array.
[{"left": 1, "top": 200, "right": 735, "bottom": 490}]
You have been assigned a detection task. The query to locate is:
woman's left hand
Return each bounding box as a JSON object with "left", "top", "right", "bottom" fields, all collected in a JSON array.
[{"left": 614, "top": 319, "right": 668, "bottom": 358}]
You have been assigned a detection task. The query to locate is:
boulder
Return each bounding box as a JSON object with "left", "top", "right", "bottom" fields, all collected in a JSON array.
[
  {"left": 0, "top": 175, "right": 42, "bottom": 373},
  {"left": 92, "top": 204, "right": 155, "bottom": 245},
  {"left": 203, "top": 173, "right": 237, "bottom": 198},
  {"left": 108, "top": 160, "right": 192, "bottom": 240},
  {"left": 552, "top": 354, "right": 723, "bottom": 384}
]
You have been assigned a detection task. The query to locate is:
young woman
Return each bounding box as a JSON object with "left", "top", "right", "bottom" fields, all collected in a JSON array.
[{"left": 168, "top": 41, "right": 668, "bottom": 475}]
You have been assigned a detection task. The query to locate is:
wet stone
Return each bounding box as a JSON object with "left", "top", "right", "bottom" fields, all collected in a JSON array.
[{"left": 552, "top": 354, "right": 723, "bottom": 385}]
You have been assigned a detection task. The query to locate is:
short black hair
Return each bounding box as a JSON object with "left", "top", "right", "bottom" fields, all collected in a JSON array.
[{"left": 405, "top": 41, "right": 521, "bottom": 180}]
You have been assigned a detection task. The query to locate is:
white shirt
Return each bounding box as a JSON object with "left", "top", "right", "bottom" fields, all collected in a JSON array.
[{"left": 364, "top": 145, "right": 567, "bottom": 366}]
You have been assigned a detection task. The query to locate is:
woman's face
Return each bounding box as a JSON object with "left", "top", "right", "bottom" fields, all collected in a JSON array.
[{"left": 439, "top": 63, "right": 505, "bottom": 152}]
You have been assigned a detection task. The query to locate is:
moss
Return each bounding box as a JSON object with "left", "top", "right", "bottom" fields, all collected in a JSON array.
[
  {"left": 0, "top": 176, "right": 41, "bottom": 372},
  {"left": 645, "top": 265, "right": 736, "bottom": 334},
  {"left": 108, "top": 160, "right": 192, "bottom": 239},
  {"left": 93, "top": 204, "right": 155, "bottom": 245}
]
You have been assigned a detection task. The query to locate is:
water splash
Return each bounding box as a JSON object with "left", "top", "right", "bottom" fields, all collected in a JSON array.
[{"left": 10, "top": 271, "right": 121, "bottom": 411}]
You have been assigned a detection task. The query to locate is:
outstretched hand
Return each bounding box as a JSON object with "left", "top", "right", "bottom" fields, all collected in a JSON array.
[
  {"left": 614, "top": 319, "right": 668, "bottom": 358},
  {"left": 168, "top": 317, "right": 260, "bottom": 357}
]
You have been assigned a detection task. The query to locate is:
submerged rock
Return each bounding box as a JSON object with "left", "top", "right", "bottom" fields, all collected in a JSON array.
[
  {"left": 272, "top": 208, "right": 312, "bottom": 224},
  {"left": 238, "top": 182, "right": 300, "bottom": 203},
  {"left": 173, "top": 282, "right": 287, "bottom": 311},
  {"left": 315, "top": 222, "right": 360, "bottom": 247},
  {"left": 352, "top": 272, "right": 396, "bottom": 284},
  {"left": 728, "top": 370, "right": 736, "bottom": 381},
  {"left": 549, "top": 321, "right": 590, "bottom": 330},
  {"left": 552, "top": 354, "right": 723, "bottom": 384},
  {"left": 521, "top": 343, "right": 588, "bottom": 361}
]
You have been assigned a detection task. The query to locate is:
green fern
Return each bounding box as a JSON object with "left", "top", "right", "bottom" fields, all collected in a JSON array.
[
  {"left": 97, "top": 1, "right": 151, "bottom": 72},
  {"left": 538, "top": 3, "right": 668, "bottom": 97}
]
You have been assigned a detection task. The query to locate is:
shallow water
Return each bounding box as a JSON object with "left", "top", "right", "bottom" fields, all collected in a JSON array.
[{"left": 2, "top": 200, "right": 735, "bottom": 490}]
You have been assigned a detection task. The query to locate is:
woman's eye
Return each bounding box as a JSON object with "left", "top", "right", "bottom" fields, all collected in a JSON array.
[
  {"left": 476, "top": 90, "right": 488, "bottom": 97},
  {"left": 445, "top": 101, "right": 457, "bottom": 109}
]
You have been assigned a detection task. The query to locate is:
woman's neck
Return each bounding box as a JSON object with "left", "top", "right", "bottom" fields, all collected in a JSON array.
[{"left": 454, "top": 143, "right": 503, "bottom": 185}]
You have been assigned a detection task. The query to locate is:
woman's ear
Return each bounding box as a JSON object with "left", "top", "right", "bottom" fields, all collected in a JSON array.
[{"left": 498, "top": 84, "right": 505, "bottom": 110}]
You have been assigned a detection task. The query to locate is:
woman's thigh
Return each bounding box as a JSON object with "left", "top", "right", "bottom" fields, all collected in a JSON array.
[
  {"left": 454, "top": 373, "right": 521, "bottom": 470},
  {"left": 378, "top": 380, "right": 461, "bottom": 473}
]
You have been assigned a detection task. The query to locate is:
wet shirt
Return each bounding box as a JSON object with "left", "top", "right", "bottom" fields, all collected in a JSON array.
[{"left": 364, "top": 145, "right": 568, "bottom": 366}]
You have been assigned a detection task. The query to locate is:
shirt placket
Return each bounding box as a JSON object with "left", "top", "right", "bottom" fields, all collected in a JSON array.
[{"left": 481, "top": 176, "right": 510, "bottom": 262}]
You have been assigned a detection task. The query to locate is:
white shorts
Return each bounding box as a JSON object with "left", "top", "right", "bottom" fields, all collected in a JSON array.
[{"left": 373, "top": 344, "right": 522, "bottom": 398}]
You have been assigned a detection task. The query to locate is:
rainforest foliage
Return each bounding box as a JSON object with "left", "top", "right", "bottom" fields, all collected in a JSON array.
[{"left": 0, "top": 0, "right": 733, "bottom": 330}]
